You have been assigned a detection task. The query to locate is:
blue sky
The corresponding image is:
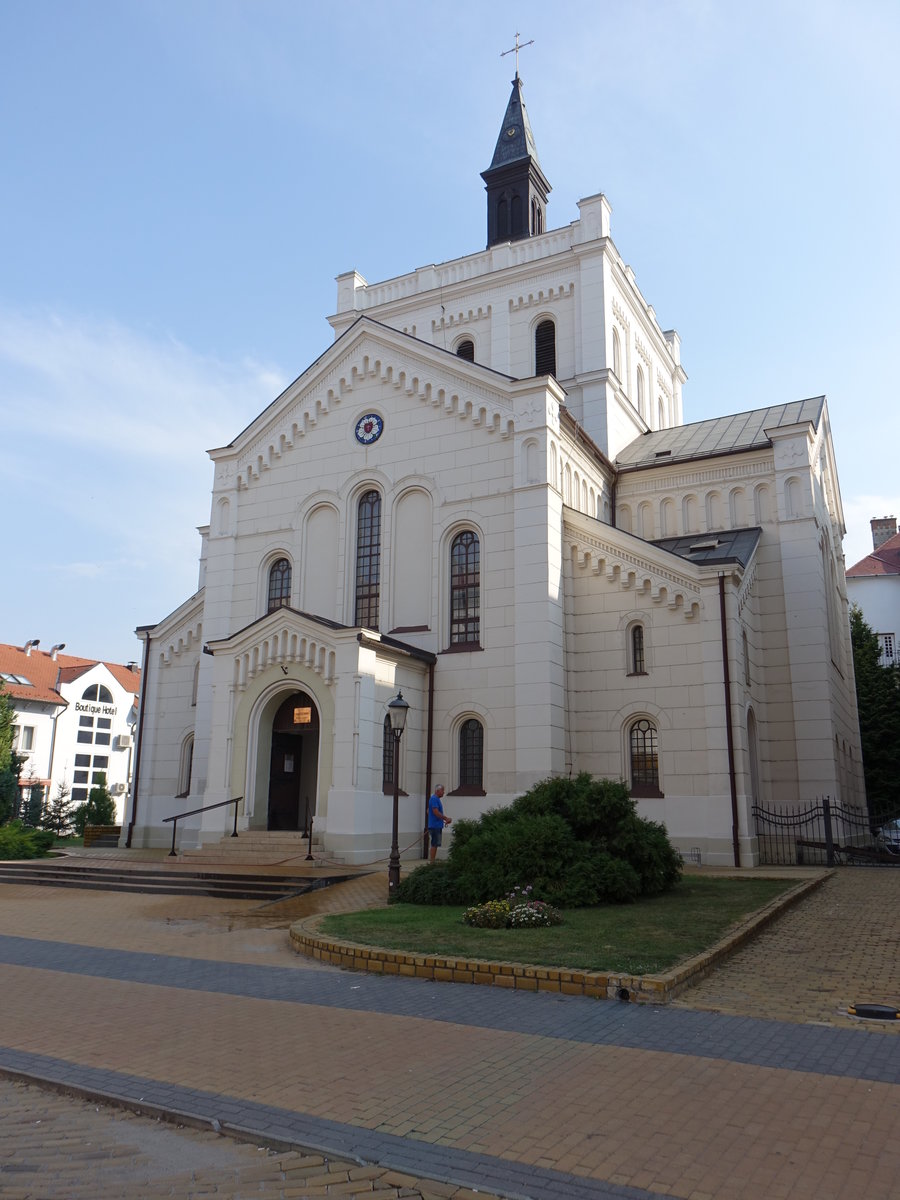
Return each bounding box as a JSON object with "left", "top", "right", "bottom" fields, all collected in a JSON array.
[{"left": 2, "top": 0, "right": 898, "bottom": 664}]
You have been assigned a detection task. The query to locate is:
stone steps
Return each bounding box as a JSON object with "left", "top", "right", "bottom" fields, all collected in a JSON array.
[
  {"left": 0, "top": 861, "right": 344, "bottom": 902},
  {"left": 179, "top": 831, "right": 328, "bottom": 865}
]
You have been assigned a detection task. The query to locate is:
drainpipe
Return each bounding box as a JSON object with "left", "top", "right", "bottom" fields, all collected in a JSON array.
[
  {"left": 423, "top": 659, "right": 435, "bottom": 859},
  {"left": 718, "top": 573, "right": 741, "bottom": 867},
  {"left": 125, "top": 630, "right": 151, "bottom": 849}
]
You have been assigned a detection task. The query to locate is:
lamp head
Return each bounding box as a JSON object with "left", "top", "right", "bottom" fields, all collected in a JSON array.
[{"left": 387, "top": 690, "right": 409, "bottom": 735}]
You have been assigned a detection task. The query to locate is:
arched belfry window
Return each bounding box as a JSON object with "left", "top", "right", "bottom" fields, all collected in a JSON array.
[
  {"left": 497, "top": 197, "right": 508, "bottom": 239},
  {"left": 629, "top": 718, "right": 663, "bottom": 797},
  {"left": 450, "top": 531, "right": 480, "bottom": 646},
  {"left": 456, "top": 718, "right": 485, "bottom": 795},
  {"left": 511, "top": 193, "right": 523, "bottom": 236},
  {"left": 267, "top": 558, "right": 292, "bottom": 612},
  {"left": 455, "top": 339, "right": 475, "bottom": 362},
  {"left": 535, "top": 320, "right": 556, "bottom": 376},
  {"left": 354, "top": 490, "right": 381, "bottom": 628}
]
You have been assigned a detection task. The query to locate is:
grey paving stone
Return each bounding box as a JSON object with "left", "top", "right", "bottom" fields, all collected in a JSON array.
[{"left": 2, "top": 933, "right": 898, "bottom": 1084}]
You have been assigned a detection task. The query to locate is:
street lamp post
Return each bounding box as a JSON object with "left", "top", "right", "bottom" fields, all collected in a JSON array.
[{"left": 387, "top": 690, "right": 409, "bottom": 899}]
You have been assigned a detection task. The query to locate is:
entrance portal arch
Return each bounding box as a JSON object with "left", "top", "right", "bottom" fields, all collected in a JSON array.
[{"left": 247, "top": 687, "right": 321, "bottom": 832}]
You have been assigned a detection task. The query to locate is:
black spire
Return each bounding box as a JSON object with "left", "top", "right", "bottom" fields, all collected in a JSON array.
[{"left": 481, "top": 75, "right": 551, "bottom": 248}]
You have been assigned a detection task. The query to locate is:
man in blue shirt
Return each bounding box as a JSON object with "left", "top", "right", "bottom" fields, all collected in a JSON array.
[{"left": 427, "top": 784, "right": 451, "bottom": 862}]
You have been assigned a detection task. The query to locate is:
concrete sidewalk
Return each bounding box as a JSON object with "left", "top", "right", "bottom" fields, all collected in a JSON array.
[{"left": 0, "top": 868, "right": 899, "bottom": 1198}]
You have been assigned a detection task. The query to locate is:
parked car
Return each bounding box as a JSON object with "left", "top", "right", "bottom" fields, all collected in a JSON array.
[{"left": 877, "top": 818, "right": 900, "bottom": 854}]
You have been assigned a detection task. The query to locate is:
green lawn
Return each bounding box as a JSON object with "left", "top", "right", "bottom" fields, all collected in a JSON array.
[{"left": 319, "top": 876, "right": 795, "bottom": 974}]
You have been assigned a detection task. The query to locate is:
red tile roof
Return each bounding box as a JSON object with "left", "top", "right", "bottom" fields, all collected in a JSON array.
[
  {"left": 847, "top": 532, "right": 900, "bottom": 578},
  {"left": 0, "top": 644, "right": 141, "bottom": 707}
]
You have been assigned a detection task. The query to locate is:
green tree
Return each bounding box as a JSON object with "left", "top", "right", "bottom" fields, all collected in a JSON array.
[
  {"left": 21, "top": 781, "right": 44, "bottom": 827},
  {"left": 0, "top": 682, "right": 21, "bottom": 823},
  {"left": 42, "top": 780, "right": 75, "bottom": 838},
  {"left": 74, "top": 772, "right": 117, "bottom": 835},
  {"left": 849, "top": 605, "right": 900, "bottom": 821},
  {"left": 0, "top": 681, "right": 14, "bottom": 773}
]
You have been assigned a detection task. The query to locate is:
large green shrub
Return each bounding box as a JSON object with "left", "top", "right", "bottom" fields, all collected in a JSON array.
[
  {"left": 0, "top": 821, "right": 55, "bottom": 860},
  {"left": 399, "top": 774, "right": 681, "bottom": 907}
]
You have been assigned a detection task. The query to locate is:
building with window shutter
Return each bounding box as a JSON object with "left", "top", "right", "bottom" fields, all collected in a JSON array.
[{"left": 128, "top": 75, "right": 863, "bottom": 865}]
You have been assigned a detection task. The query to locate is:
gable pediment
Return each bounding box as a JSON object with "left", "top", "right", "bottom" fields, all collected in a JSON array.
[
  {"left": 206, "top": 608, "right": 346, "bottom": 690},
  {"left": 210, "top": 319, "right": 519, "bottom": 492}
]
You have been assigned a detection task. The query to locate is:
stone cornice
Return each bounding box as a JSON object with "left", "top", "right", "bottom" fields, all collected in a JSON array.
[{"left": 564, "top": 517, "right": 703, "bottom": 619}]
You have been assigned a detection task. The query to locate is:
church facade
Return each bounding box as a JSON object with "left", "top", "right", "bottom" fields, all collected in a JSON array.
[{"left": 127, "top": 77, "right": 864, "bottom": 866}]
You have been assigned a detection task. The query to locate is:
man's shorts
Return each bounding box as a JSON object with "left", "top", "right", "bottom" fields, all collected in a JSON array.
[{"left": 429, "top": 827, "right": 443, "bottom": 848}]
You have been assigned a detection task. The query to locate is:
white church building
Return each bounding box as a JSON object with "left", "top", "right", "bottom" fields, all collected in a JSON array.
[{"left": 127, "top": 75, "right": 864, "bottom": 866}]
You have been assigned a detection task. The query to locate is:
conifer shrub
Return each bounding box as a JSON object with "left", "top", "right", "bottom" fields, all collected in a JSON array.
[
  {"left": 0, "top": 820, "right": 55, "bottom": 859},
  {"left": 397, "top": 774, "right": 681, "bottom": 907}
]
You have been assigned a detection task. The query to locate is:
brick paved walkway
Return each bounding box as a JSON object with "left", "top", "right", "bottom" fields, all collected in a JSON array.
[{"left": 1, "top": 869, "right": 898, "bottom": 1198}]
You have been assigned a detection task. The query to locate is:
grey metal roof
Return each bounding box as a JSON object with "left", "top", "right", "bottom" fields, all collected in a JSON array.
[
  {"left": 487, "top": 75, "right": 543, "bottom": 171},
  {"left": 651, "top": 527, "right": 762, "bottom": 569},
  {"left": 616, "top": 397, "right": 825, "bottom": 471}
]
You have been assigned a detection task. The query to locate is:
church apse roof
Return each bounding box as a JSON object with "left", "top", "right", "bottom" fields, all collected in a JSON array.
[
  {"left": 616, "top": 397, "right": 826, "bottom": 472},
  {"left": 651, "top": 528, "right": 762, "bottom": 570}
]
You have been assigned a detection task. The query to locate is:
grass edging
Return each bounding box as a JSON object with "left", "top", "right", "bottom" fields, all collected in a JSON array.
[{"left": 289, "top": 872, "right": 830, "bottom": 1004}]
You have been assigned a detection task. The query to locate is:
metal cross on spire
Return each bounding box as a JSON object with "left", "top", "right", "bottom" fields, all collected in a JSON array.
[{"left": 501, "top": 31, "right": 534, "bottom": 79}]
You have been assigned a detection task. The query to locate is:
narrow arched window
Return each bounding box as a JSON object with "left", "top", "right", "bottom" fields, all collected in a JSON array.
[
  {"left": 535, "top": 320, "right": 556, "bottom": 376},
  {"left": 267, "top": 558, "right": 292, "bottom": 612},
  {"left": 497, "top": 197, "right": 508, "bottom": 239},
  {"left": 450, "top": 531, "right": 480, "bottom": 646},
  {"left": 354, "top": 490, "right": 381, "bottom": 628},
  {"left": 629, "top": 719, "right": 661, "bottom": 797},
  {"left": 511, "top": 193, "right": 523, "bottom": 236},
  {"left": 612, "top": 328, "right": 621, "bottom": 379},
  {"left": 382, "top": 715, "right": 394, "bottom": 793},
  {"left": 458, "top": 718, "right": 484, "bottom": 792},
  {"left": 630, "top": 625, "right": 646, "bottom": 674},
  {"left": 636, "top": 366, "right": 645, "bottom": 418},
  {"left": 177, "top": 735, "right": 194, "bottom": 798},
  {"left": 455, "top": 339, "right": 475, "bottom": 362},
  {"left": 658, "top": 398, "right": 666, "bottom": 429}
]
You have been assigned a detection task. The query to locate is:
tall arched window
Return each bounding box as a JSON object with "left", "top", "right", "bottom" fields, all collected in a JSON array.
[
  {"left": 612, "top": 327, "right": 621, "bottom": 379},
  {"left": 658, "top": 398, "right": 666, "bottom": 429},
  {"left": 455, "top": 339, "right": 475, "bottom": 362},
  {"left": 267, "top": 558, "right": 292, "bottom": 612},
  {"left": 629, "top": 624, "right": 646, "bottom": 674},
  {"left": 636, "top": 366, "right": 645, "bottom": 418},
  {"left": 629, "top": 718, "right": 662, "bottom": 797},
  {"left": 535, "top": 320, "right": 556, "bottom": 376},
  {"left": 458, "top": 718, "right": 485, "bottom": 793},
  {"left": 450, "top": 531, "right": 480, "bottom": 646},
  {"left": 354, "top": 490, "right": 381, "bottom": 628}
]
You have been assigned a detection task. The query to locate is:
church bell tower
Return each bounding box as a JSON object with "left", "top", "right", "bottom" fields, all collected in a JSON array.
[{"left": 481, "top": 74, "right": 551, "bottom": 249}]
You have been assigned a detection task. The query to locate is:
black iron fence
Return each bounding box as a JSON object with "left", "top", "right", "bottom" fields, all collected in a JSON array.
[{"left": 752, "top": 797, "right": 900, "bottom": 867}]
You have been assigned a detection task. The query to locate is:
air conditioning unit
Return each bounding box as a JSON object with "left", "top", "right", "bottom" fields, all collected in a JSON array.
[
  {"left": 116, "top": 734, "right": 133, "bottom": 750},
  {"left": 111, "top": 782, "right": 127, "bottom": 795}
]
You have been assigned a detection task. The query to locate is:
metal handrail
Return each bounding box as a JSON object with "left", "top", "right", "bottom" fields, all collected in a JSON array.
[{"left": 162, "top": 796, "right": 243, "bottom": 857}]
